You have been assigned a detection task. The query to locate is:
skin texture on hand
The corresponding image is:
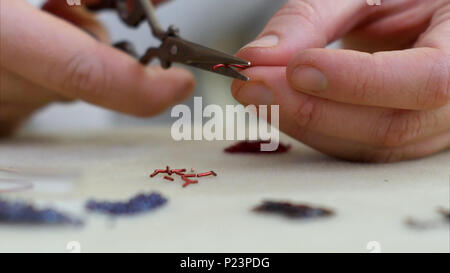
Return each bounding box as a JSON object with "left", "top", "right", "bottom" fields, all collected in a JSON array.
[
  {"left": 232, "top": 0, "right": 450, "bottom": 162},
  {"left": 0, "top": 0, "right": 195, "bottom": 137}
]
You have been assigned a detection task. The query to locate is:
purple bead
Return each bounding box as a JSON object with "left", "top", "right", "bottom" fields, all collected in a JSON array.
[
  {"left": 253, "top": 201, "right": 334, "bottom": 219},
  {"left": 0, "top": 199, "right": 82, "bottom": 226},
  {"left": 85, "top": 192, "right": 167, "bottom": 216}
]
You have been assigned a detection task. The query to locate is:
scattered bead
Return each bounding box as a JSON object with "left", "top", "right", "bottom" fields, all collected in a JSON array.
[
  {"left": 172, "top": 171, "right": 185, "bottom": 176},
  {"left": 181, "top": 176, "right": 198, "bottom": 188},
  {"left": 0, "top": 198, "right": 82, "bottom": 226},
  {"left": 406, "top": 208, "right": 450, "bottom": 230},
  {"left": 197, "top": 171, "right": 217, "bottom": 178},
  {"left": 149, "top": 167, "right": 217, "bottom": 188},
  {"left": 172, "top": 169, "right": 186, "bottom": 174},
  {"left": 164, "top": 176, "right": 174, "bottom": 181},
  {"left": 438, "top": 208, "right": 449, "bottom": 221},
  {"left": 150, "top": 169, "right": 165, "bottom": 178},
  {"left": 86, "top": 193, "right": 167, "bottom": 216},
  {"left": 253, "top": 201, "right": 334, "bottom": 219}
]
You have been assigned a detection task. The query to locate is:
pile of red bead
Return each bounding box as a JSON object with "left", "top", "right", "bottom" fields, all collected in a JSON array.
[{"left": 150, "top": 166, "right": 217, "bottom": 188}]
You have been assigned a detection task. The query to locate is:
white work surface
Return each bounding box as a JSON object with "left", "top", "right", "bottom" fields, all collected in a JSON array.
[{"left": 0, "top": 128, "right": 449, "bottom": 253}]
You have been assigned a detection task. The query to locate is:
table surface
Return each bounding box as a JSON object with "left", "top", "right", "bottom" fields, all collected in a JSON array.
[{"left": 0, "top": 127, "right": 449, "bottom": 253}]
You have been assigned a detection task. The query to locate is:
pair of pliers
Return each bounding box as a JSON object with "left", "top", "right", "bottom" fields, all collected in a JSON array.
[{"left": 87, "top": 0, "right": 250, "bottom": 81}]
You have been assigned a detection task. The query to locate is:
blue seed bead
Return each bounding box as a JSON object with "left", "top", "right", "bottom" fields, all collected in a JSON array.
[
  {"left": 0, "top": 198, "right": 82, "bottom": 226},
  {"left": 85, "top": 192, "right": 167, "bottom": 216},
  {"left": 253, "top": 201, "right": 334, "bottom": 219}
]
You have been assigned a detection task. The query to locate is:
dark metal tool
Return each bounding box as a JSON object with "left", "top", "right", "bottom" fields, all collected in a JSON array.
[{"left": 87, "top": 0, "right": 250, "bottom": 81}]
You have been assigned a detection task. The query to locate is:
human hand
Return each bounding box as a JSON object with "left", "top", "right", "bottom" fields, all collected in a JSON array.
[
  {"left": 232, "top": 0, "right": 450, "bottom": 162},
  {"left": 0, "top": 0, "right": 194, "bottom": 136}
]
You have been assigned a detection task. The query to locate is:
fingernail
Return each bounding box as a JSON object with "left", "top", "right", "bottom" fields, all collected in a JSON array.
[
  {"left": 237, "top": 83, "right": 273, "bottom": 105},
  {"left": 241, "top": 35, "right": 279, "bottom": 50},
  {"left": 291, "top": 66, "right": 327, "bottom": 92}
]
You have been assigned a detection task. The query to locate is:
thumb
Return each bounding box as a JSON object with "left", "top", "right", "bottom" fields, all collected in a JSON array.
[{"left": 237, "top": 0, "right": 371, "bottom": 66}]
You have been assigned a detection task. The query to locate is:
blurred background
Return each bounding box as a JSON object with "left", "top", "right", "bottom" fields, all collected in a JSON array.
[{"left": 24, "top": 0, "right": 285, "bottom": 133}]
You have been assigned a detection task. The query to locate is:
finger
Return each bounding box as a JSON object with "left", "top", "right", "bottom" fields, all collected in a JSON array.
[
  {"left": 343, "top": 0, "right": 441, "bottom": 52},
  {"left": 43, "top": 0, "right": 109, "bottom": 42},
  {"left": 0, "top": 103, "right": 35, "bottom": 121},
  {"left": 1, "top": 0, "right": 195, "bottom": 117},
  {"left": 286, "top": 127, "right": 450, "bottom": 163},
  {"left": 415, "top": 1, "right": 450, "bottom": 51},
  {"left": 0, "top": 78, "right": 37, "bottom": 120},
  {"left": 231, "top": 67, "right": 450, "bottom": 148},
  {"left": 236, "top": 0, "right": 370, "bottom": 66},
  {"left": 0, "top": 118, "right": 26, "bottom": 137},
  {"left": 1, "top": 69, "right": 68, "bottom": 107},
  {"left": 0, "top": 69, "right": 63, "bottom": 136},
  {"left": 286, "top": 47, "right": 450, "bottom": 110},
  {"left": 0, "top": 99, "right": 34, "bottom": 137}
]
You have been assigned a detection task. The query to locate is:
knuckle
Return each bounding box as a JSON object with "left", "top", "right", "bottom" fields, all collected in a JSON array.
[
  {"left": 419, "top": 52, "right": 450, "bottom": 108},
  {"left": 275, "top": 0, "right": 317, "bottom": 22},
  {"left": 61, "top": 45, "right": 107, "bottom": 100},
  {"left": 352, "top": 54, "right": 380, "bottom": 104},
  {"left": 418, "top": 58, "right": 450, "bottom": 107},
  {"left": 274, "top": 1, "right": 323, "bottom": 34},
  {"left": 375, "top": 111, "right": 421, "bottom": 147},
  {"left": 352, "top": 61, "right": 372, "bottom": 102},
  {"left": 443, "top": 57, "right": 450, "bottom": 103},
  {"left": 268, "top": 0, "right": 327, "bottom": 46},
  {"left": 293, "top": 96, "right": 321, "bottom": 129}
]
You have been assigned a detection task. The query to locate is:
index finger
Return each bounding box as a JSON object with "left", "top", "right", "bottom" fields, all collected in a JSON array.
[{"left": 285, "top": 3, "right": 450, "bottom": 110}]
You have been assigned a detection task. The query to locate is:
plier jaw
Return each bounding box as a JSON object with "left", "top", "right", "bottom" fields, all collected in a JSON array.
[
  {"left": 87, "top": 0, "right": 251, "bottom": 81},
  {"left": 141, "top": 36, "right": 251, "bottom": 82}
]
